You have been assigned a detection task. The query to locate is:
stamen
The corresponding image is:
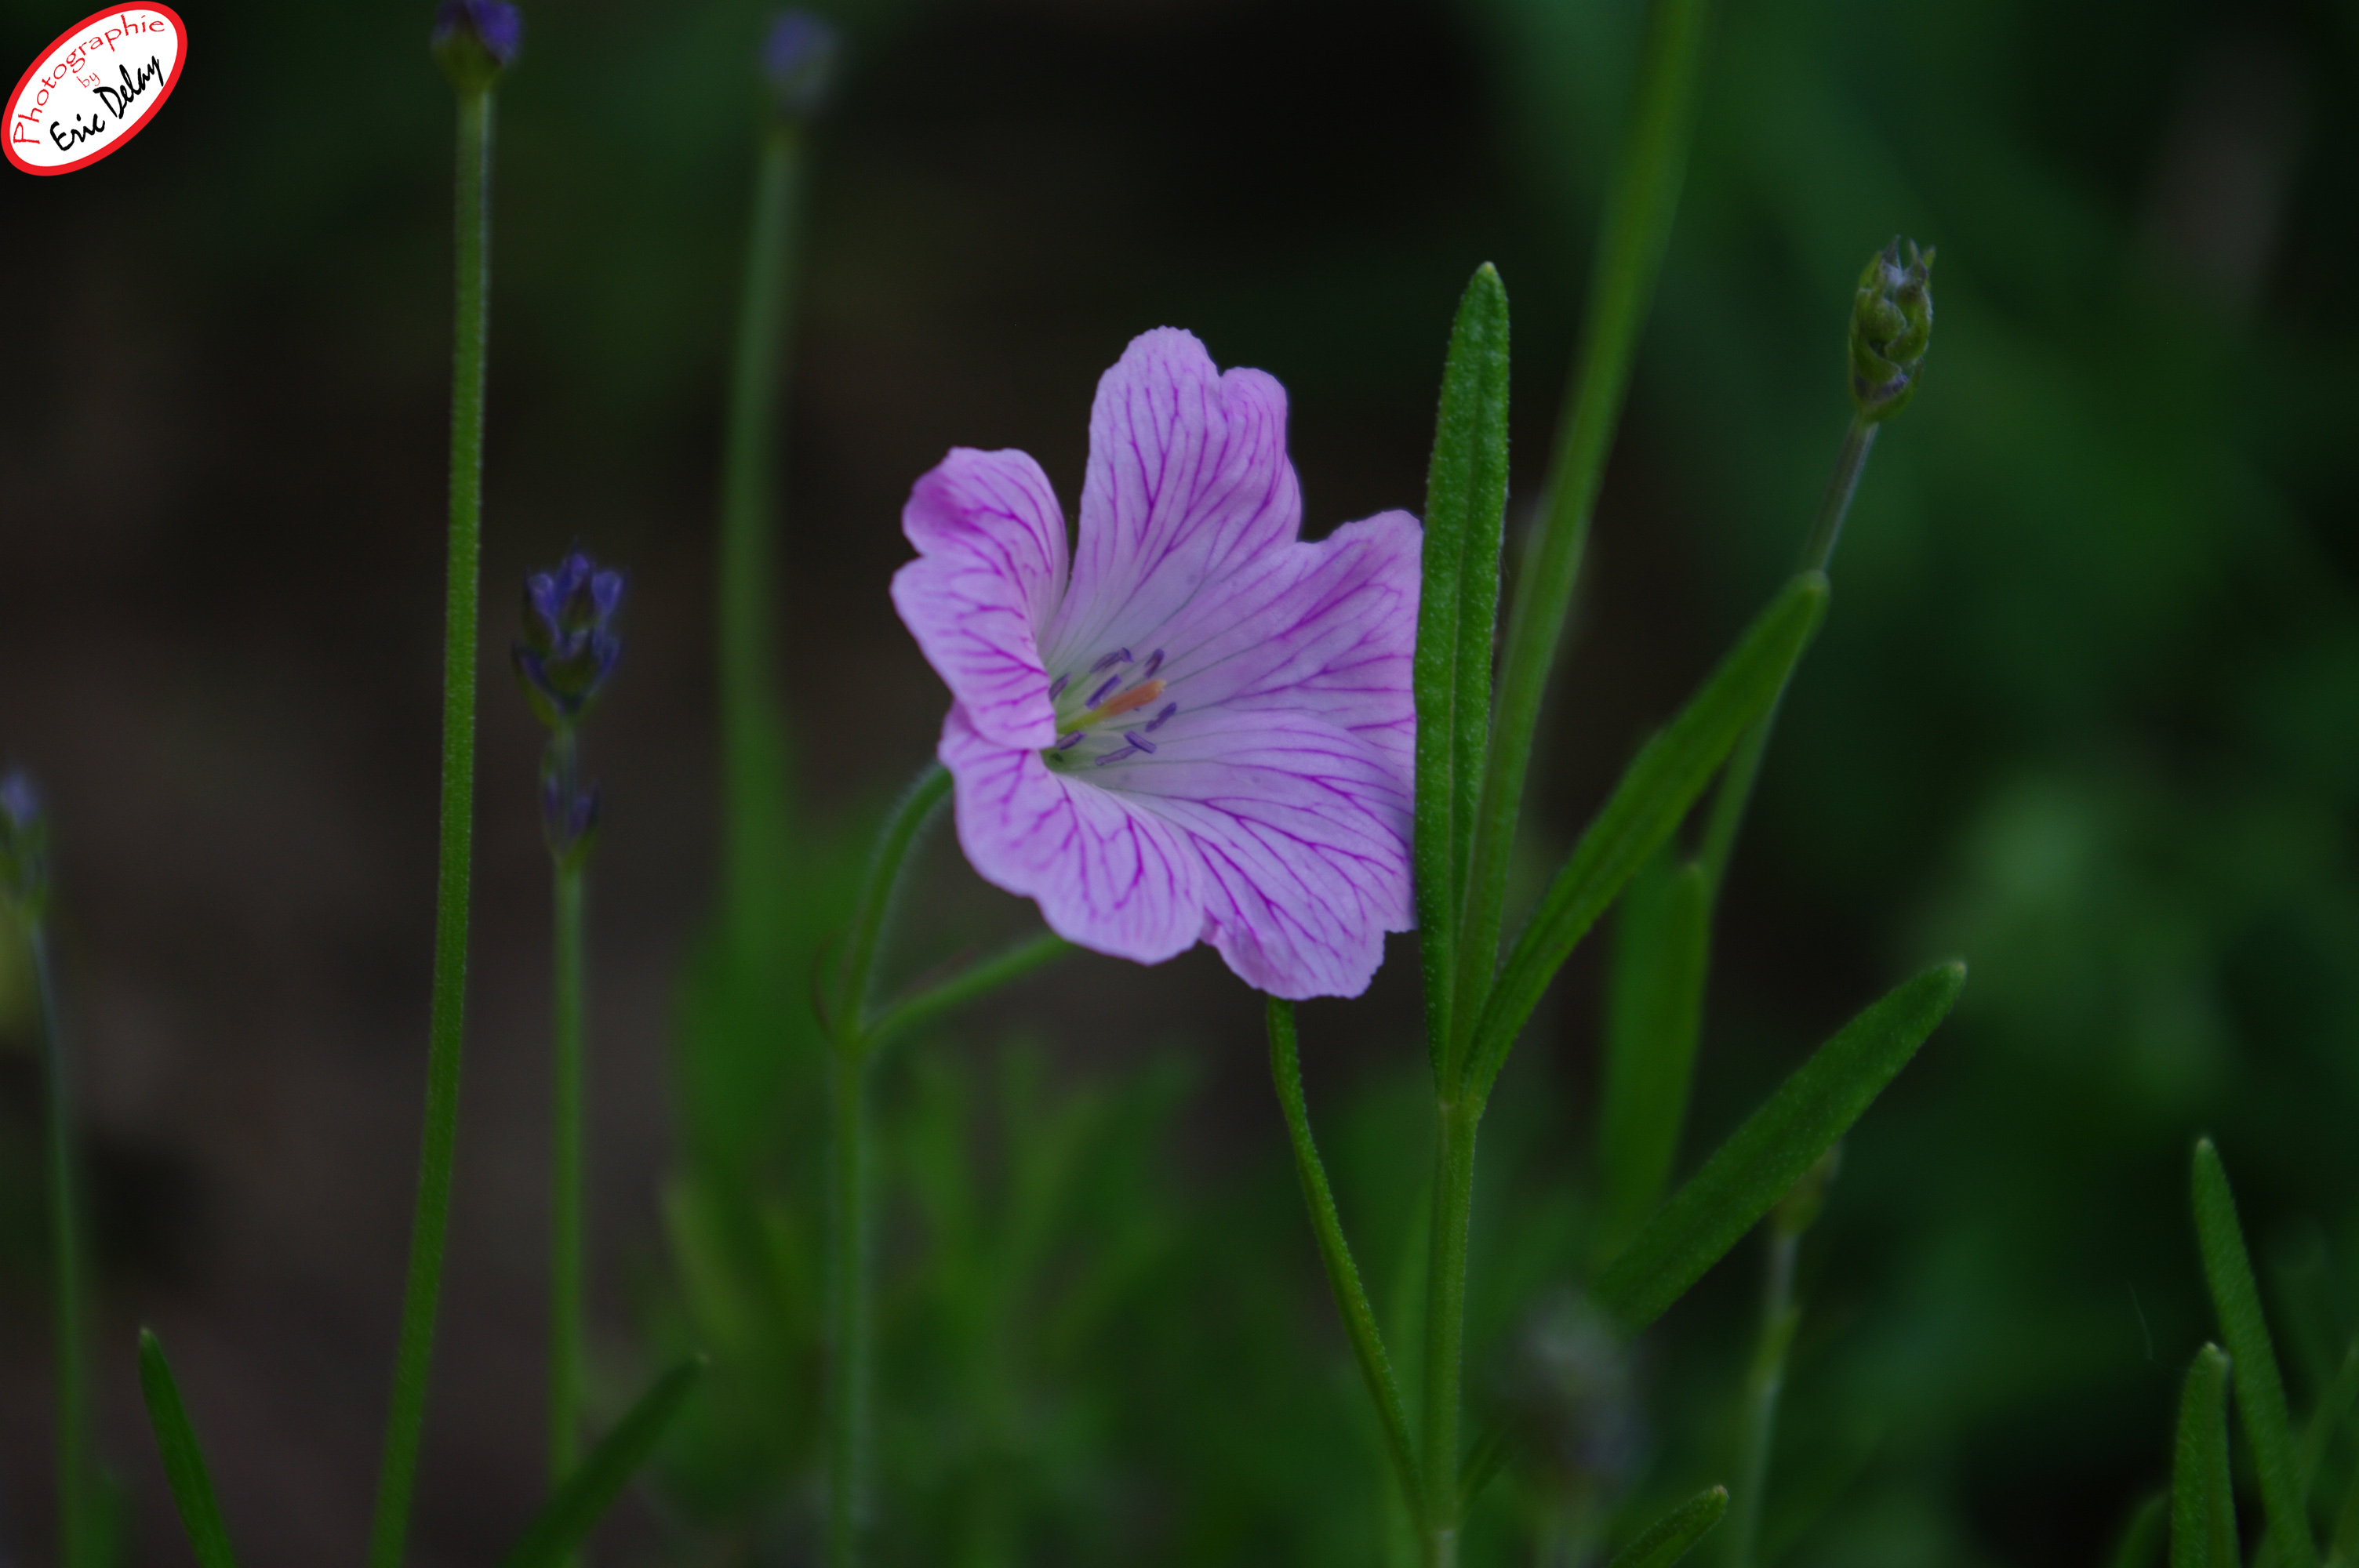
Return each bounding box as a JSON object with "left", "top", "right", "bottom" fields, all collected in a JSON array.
[
  {"left": 1125, "top": 731, "right": 1157, "bottom": 754},
  {"left": 1085, "top": 675, "right": 1121, "bottom": 708},
  {"left": 1092, "top": 746, "right": 1131, "bottom": 766},
  {"left": 1048, "top": 673, "right": 1069, "bottom": 699},
  {"left": 1052, "top": 731, "right": 1085, "bottom": 751},
  {"left": 1145, "top": 702, "right": 1178, "bottom": 732},
  {"left": 1139, "top": 648, "right": 1165, "bottom": 679},
  {"left": 1059, "top": 677, "right": 1168, "bottom": 735},
  {"left": 1089, "top": 648, "right": 1133, "bottom": 673}
]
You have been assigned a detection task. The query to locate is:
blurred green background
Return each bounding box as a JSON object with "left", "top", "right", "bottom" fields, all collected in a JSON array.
[{"left": 0, "top": 0, "right": 2354, "bottom": 1563}]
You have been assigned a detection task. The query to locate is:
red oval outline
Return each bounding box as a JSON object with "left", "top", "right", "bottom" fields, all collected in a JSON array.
[{"left": 5, "top": 5, "right": 187, "bottom": 176}]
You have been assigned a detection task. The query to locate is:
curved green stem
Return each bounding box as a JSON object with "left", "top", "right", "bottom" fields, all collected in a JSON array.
[
  {"left": 718, "top": 122, "right": 805, "bottom": 960},
  {"left": 369, "top": 79, "right": 493, "bottom": 1568},
  {"left": 1452, "top": 0, "right": 1712, "bottom": 1083},
  {"left": 33, "top": 924, "right": 93, "bottom": 1568},
  {"left": 1267, "top": 1000, "right": 1422, "bottom": 1508},
  {"left": 825, "top": 1040, "right": 873, "bottom": 1568},
  {"left": 833, "top": 764, "right": 951, "bottom": 1035},
  {"left": 862, "top": 932, "right": 1070, "bottom": 1056},
  {"left": 547, "top": 851, "right": 586, "bottom": 1505},
  {"left": 1695, "top": 416, "right": 1875, "bottom": 898}
]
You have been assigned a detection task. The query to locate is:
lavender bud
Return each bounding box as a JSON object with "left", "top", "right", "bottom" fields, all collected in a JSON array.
[
  {"left": 0, "top": 769, "right": 51, "bottom": 918},
  {"left": 432, "top": 0, "right": 522, "bottom": 91},
  {"left": 762, "top": 10, "right": 840, "bottom": 121},
  {"left": 1848, "top": 237, "right": 1935, "bottom": 423},
  {"left": 512, "top": 550, "right": 624, "bottom": 730}
]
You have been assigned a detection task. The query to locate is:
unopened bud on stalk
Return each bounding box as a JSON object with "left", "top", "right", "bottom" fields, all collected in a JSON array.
[
  {"left": 0, "top": 770, "right": 50, "bottom": 920},
  {"left": 432, "top": 0, "right": 522, "bottom": 91},
  {"left": 762, "top": 10, "right": 840, "bottom": 121},
  {"left": 513, "top": 550, "right": 624, "bottom": 731},
  {"left": 1848, "top": 238, "right": 1935, "bottom": 423}
]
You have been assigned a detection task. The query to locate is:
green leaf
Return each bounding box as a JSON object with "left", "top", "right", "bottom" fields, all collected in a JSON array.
[
  {"left": 497, "top": 1356, "right": 705, "bottom": 1568},
  {"left": 1412, "top": 262, "right": 1512, "bottom": 1079},
  {"left": 2298, "top": 1335, "right": 2359, "bottom": 1500},
  {"left": 1465, "top": 574, "right": 1828, "bottom": 1102},
  {"left": 2106, "top": 1492, "right": 2166, "bottom": 1568},
  {"left": 1594, "top": 853, "right": 1710, "bottom": 1265},
  {"left": 136, "top": 1329, "right": 240, "bottom": 1568},
  {"left": 1458, "top": 1419, "right": 1510, "bottom": 1517},
  {"left": 1266, "top": 999, "right": 1422, "bottom": 1508},
  {"left": 2193, "top": 1138, "right": 2321, "bottom": 1568},
  {"left": 1607, "top": 1485, "right": 1730, "bottom": 1568},
  {"left": 2172, "top": 1345, "right": 2238, "bottom": 1568},
  {"left": 1594, "top": 960, "right": 1965, "bottom": 1338}
]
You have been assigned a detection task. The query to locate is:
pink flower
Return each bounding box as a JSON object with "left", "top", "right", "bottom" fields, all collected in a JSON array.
[{"left": 891, "top": 328, "right": 1421, "bottom": 1000}]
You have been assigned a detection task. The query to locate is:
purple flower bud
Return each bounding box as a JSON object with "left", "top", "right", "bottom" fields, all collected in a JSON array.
[
  {"left": 432, "top": 0, "right": 522, "bottom": 90},
  {"left": 512, "top": 549, "right": 624, "bottom": 730},
  {"left": 0, "top": 768, "right": 51, "bottom": 916},
  {"left": 762, "top": 10, "right": 839, "bottom": 121}
]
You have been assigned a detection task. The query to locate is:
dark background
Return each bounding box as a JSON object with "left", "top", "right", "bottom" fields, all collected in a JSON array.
[{"left": 2, "top": 0, "right": 2354, "bottom": 1563}]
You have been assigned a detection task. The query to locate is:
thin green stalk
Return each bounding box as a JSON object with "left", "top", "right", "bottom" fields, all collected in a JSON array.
[
  {"left": 369, "top": 79, "right": 494, "bottom": 1568},
  {"left": 862, "top": 931, "right": 1071, "bottom": 1055},
  {"left": 1419, "top": 1096, "right": 1479, "bottom": 1567},
  {"left": 826, "top": 1040, "right": 873, "bottom": 1568},
  {"left": 1453, "top": 0, "right": 1711, "bottom": 1077},
  {"left": 1267, "top": 1000, "right": 1422, "bottom": 1508},
  {"left": 1722, "top": 1228, "right": 1799, "bottom": 1568},
  {"left": 834, "top": 764, "right": 952, "bottom": 1035},
  {"left": 1695, "top": 416, "right": 1874, "bottom": 896},
  {"left": 718, "top": 122, "right": 805, "bottom": 959},
  {"left": 33, "top": 924, "right": 93, "bottom": 1568},
  {"left": 548, "top": 851, "right": 586, "bottom": 1498}
]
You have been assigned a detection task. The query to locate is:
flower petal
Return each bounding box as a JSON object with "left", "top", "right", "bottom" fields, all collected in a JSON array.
[
  {"left": 1045, "top": 328, "right": 1300, "bottom": 669},
  {"left": 939, "top": 703, "right": 1203, "bottom": 964},
  {"left": 892, "top": 448, "right": 1070, "bottom": 749},
  {"left": 1103, "top": 706, "right": 1415, "bottom": 1000},
  {"left": 1138, "top": 509, "right": 1422, "bottom": 772}
]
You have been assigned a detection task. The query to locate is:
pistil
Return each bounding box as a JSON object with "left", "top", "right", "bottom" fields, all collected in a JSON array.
[{"left": 1057, "top": 677, "right": 1168, "bottom": 736}]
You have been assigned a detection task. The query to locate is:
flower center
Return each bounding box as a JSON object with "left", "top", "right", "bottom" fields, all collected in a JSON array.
[{"left": 1043, "top": 647, "right": 1179, "bottom": 771}]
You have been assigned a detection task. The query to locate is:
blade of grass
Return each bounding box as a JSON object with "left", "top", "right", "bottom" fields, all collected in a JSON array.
[
  {"left": 1594, "top": 855, "right": 1710, "bottom": 1265},
  {"left": 1466, "top": 575, "right": 1828, "bottom": 1104},
  {"left": 136, "top": 1330, "right": 238, "bottom": 1568},
  {"left": 1412, "top": 263, "right": 1513, "bottom": 1083},
  {"left": 1609, "top": 1486, "right": 1731, "bottom": 1568},
  {"left": 2194, "top": 1139, "right": 2321, "bottom": 1568},
  {"left": 2108, "top": 1493, "right": 2166, "bottom": 1568},
  {"left": 1594, "top": 960, "right": 1964, "bottom": 1337},
  {"left": 497, "top": 1356, "right": 705, "bottom": 1568},
  {"left": 1268, "top": 999, "right": 1422, "bottom": 1508},
  {"left": 2172, "top": 1345, "right": 2238, "bottom": 1568},
  {"left": 1456, "top": 0, "right": 1714, "bottom": 1077}
]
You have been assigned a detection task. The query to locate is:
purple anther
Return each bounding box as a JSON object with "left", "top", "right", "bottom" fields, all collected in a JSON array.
[
  {"left": 1085, "top": 676, "right": 1121, "bottom": 708},
  {"left": 1125, "top": 732, "right": 1157, "bottom": 754},
  {"left": 1052, "top": 731, "right": 1085, "bottom": 752},
  {"left": 1092, "top": 747, "right": 1132, "bottom": 766},
  {"left": 1139, "top": 648, "right": 1165, "bottom": 679},
  {"left": 1048, "top": 673, "right": 1069, "bottom": 699},
  {"left": 1145, "top": 702, "right": 1178, "bottom": 733},
  {"left": 1089, "top": 648, "right": 1134, "bottom": 673}
]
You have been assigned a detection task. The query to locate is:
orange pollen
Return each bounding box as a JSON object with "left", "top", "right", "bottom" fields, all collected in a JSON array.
[{"left": 1060, "top": 677, "right": 1167, "bottom": 735}]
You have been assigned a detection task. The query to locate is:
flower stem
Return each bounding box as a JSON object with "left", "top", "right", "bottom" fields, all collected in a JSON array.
[
  {"left": 368, "top": 78, "right": 494, "bottom": 1568},
  {"left": 1694, "top": 414, "right": 1875, "bottom": 898},
  {"left": 32, "top": 923, "right": 93, "bottom": 1568},
  {"left": 861, "top": 931, "right": 1070, "bottom": 1056},
  {"left": 833, "top": 764, "right": 951, "bottom": 1036},
  {"left": 825, "top": 1040, "right": 874, "bottom": 1568},
  {"left": 1721, "top": 1225, "right": 1800, "bottom": 1568},
  {"left": 1419, "top": 1095, "right": 1479, "bottom": 1568},
  {"left": 1455, "top": 0, "right": 1712, "bottom": 1079},
  {"left": 718, "top": 122, "right": 806, "bottom": 962},
  {"left": 547, "top": 847, "right": 587, "bottom": 1504}
]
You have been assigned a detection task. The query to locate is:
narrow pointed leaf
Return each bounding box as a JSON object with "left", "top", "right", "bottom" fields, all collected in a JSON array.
[
  {"left": 497, "top": 1356, "right": 704, "bottom": 1568},
  {"left": 2108, "top": 1491, "right": 2166, "bottom": 1568},
  {"left": 2297, "top": 1335, "right": 2359, "bottom": 1499},
  {"left": 2172, "top": 1344, "right": 2237, "bottom": 1568},
  {"left": 1467, "top": 574, "right": 1827, "bottom": 1102},
  {"left": 1607, "top": 1484, "right": 1729, "bottom": 1568},
  {"left": 1267, "top": 999, "right": 1422, "bottom": 1505},
  {"left": 137, "top": 1329, "right": 240, "bottom": 1568},
  {"left": 1594, "top": 960, "right": 1964, "bottom": 1338},
  {"left": 1594, "top": 854, "right": 1710, "bottom": 1265},
  {"left": 2193, "top": 1139, "right": 2320, "bottom": 1568},
  {"left": 1458, "top": 1419, "right": 1510, "bottom": 1516},
  {"left": 1412, "top": 263, "right": 1511, "bottom": 1078}
]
